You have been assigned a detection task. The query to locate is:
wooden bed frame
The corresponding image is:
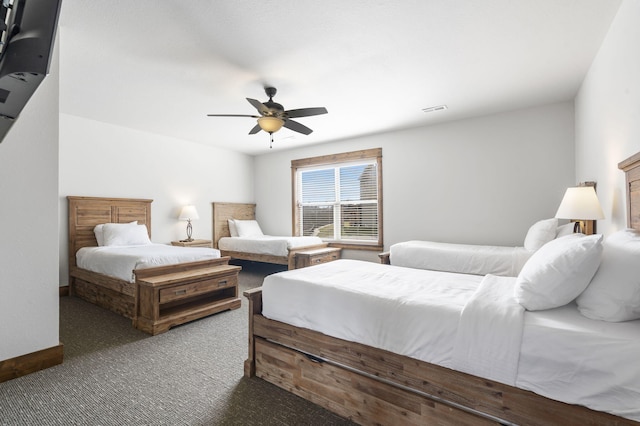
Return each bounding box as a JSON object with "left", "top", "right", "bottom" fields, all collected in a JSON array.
[
  {"left": 68, "top": 196, "right": 241, "bottom": 334},
  {"left": 212, "top": 202, "right": 328, "bottom": 269},
  {"left": 242, "top": 152, "right": 640, "bottom": 426}
]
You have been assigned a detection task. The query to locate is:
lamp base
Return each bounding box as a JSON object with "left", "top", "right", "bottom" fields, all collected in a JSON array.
[
  {"left": 181, "top": 220, "right": 194, "bottom": 242},
  {"left": 573, "top": 221, "right": 581, "bottom": 233},
  {"left": 572, "top": 220, "right": 596, "bottom": 235}
]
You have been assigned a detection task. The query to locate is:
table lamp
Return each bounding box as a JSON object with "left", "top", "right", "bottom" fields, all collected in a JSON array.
[
  {"left": 178, "top": 205, "right": 199, "bottom": 242},
  {"left": 555, "top": 186, "right": 604, "bottom": 234}
]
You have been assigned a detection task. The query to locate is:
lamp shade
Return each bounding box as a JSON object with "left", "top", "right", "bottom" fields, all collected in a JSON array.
[
  {"left": 178, "top": 205, "right": 199, "bottom": 221},
  {"left": 257, "top": 116, "right": 284, "bottom": 133},
  {"left": 555, "top": 187, "right": 604, "bottom": 220}
]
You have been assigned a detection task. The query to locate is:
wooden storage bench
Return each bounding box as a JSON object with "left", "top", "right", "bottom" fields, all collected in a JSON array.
[
  {"left": 294, "top": 247, "right": 341, "bottom": 269},
  {"left": 134, "top": 261, "right": 241, "bottom": 335}
]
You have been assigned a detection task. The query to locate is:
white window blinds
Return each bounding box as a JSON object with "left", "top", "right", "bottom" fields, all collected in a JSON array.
[{"left": 293, "top": 149, "right": 382, "bottom": 248}]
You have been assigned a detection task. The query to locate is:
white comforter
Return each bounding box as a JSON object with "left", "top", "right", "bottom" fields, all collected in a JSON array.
[
  {"left": 390, "top": 240, "right": 532, "bottom": 276},
  {"left": 218, "top": 235, "right": 323, "bottom": 257},
  {"left": 76, "top": 244, "right": 221, "bottom": 283},
  {"left": 452, "top": 274, "right": 524, "bottom": 385},
  {"left": 261, "top": 259, "right": 640, "bottom": 421}
]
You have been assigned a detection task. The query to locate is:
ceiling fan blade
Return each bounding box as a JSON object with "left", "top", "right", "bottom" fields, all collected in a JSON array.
[
  {"left": 285, "top": 107, "right": 328, "bottom": 118},
  {"left": 284, "top": 119, "right": 313, "bottom": 135},
  {"left": 246, "top": 98, "right": 269, "bottom": 115},
  {"left": 248, "top": 123, "right": 261, "bottom": 135},
  {"left": 207, "top": 114, "right": 260, "bottom": 118}
]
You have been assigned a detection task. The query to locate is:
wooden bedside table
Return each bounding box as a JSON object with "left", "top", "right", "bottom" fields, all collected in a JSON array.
[
  {"left": 171, "top": 239, "right": 213, "bottom": 248},
  {"left": 294, "top": 247, "right": 342, "bottom": 269}
]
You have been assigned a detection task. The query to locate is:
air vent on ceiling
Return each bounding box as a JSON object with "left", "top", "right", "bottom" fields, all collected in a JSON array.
[{"left": 422, "top": 105, "right": 448, "bottom": 113}]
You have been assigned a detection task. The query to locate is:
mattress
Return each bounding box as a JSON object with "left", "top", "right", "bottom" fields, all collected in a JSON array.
[
  {"left": 76, "top": 244, "right": 221, "bottom": 283},
  {"left": 261, "top": 259, "right": 640, "bottom": 421},
  {"left": 218, "top": 235, "right": 323, "bottom": 257},
  {"left": 390, "top": 240, "right": 532, "bottom": 276}
]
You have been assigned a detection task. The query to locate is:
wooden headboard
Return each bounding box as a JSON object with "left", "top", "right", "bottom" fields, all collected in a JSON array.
[
  {"left": 67, "top": 196, "right": 153, "bottom": 270},
  {"left": 618, "top": 151, "right": 640, "bottom": 231},
  {"left": 212, "top": 202, "right": 256, "bottom": 249}
]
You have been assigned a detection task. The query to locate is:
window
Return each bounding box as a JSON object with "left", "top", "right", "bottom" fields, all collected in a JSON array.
[{"left": 292, "top": 148, "right": 383, "bottom": 251}]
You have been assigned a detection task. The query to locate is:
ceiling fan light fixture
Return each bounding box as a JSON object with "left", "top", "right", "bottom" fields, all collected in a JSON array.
[{"left": 257, "top": 116, "right": 284, "bottom": 133}]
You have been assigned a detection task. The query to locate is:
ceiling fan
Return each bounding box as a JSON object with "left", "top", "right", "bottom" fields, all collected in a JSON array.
[{"left": 207, "top": 86, "right": 328, "bottom": 148}]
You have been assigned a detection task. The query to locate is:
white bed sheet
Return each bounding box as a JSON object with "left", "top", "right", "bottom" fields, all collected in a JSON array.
[
  {"left": 452, "top": 274, "right": 524, "bottom": 385},
  {"left": 263, "top": 259, "right": 479, "bottom": 365},
  {"left": 390, "top": 240, "right": 532, "bottom": 277},
  {"left": 218, "top": 235, "right": 323, "bottom": 258},
  {"left": 261, "top": 259, "right": 640, "bottom": 421},
  {"left": 76, "top": 244, "right": 221, "bottom": 283},
  {"left": 517, "top": 303, "right": 640, "bottom": 420}
]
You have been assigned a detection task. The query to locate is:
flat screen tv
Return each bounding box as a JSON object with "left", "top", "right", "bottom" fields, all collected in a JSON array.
[{"left": 0, "top": 0, "right": 62, "bottom": 143}]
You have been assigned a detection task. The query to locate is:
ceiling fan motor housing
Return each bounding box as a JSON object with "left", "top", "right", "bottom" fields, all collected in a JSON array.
[
  {"left": 264, "top": 101, "right": 284, "bottom": 115},
  {"left": 263, "top": 87, "right": 283, "bottom": 115},
  {"left": 264, "top": 86, "right": 277, "bottom": 98}
]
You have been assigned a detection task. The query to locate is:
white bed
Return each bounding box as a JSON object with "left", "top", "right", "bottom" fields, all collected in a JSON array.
[
  {"left": 76, "top": 244, "right": 221, "bottom": 283},
  {"left": 218, "top": 235, "right": 323, "bottom": 258},
  {"left": 68, "top": 197, "right": 236, "bottom": 333},
  {"left": 262, "top": 258, "right": 640, "bottom": 422},
  {"left": 212, "top": 202, "right": 328, "bottom": 269},
  {"left": 245, "top": 152, "right": 640, "bottom": 425},
  {"left": 389, "top": 240, "right": 533, "bottom": 276},
  {"left": 387, "top": 217, "right": 572, "bottom": 276}
]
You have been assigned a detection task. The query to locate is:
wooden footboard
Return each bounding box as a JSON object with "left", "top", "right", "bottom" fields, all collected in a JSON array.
[
  {"left": 244, "top": 288, "right": 638, "bottom": 426},
  {"left": 220, "top": 250, "right": 290, "bottom": 267}
]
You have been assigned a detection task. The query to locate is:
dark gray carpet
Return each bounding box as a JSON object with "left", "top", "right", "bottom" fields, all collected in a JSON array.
[{"left": 0, "top": 261, "right": 356, "bottom": 426}]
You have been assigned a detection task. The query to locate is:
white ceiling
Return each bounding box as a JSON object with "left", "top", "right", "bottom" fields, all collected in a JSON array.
[{"left": 58, "top": 0, "right": 621, "bottom": 155}]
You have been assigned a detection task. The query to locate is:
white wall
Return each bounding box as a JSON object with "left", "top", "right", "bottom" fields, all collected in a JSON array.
[
  {"left": 58, "top": 115, "right": 255, "bottom": 285},
  {"left": 575, "top": 0, "right": 640, "bottom": 236},
  {"left": 254, "top": 102, "right": 575, "bottom": 262},
  {"left": 0, "top": 48, "right": 60, "bottom": 360}
]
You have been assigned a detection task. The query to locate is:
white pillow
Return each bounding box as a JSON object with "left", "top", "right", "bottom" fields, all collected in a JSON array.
[
  {"left": 576, "top": 229, "right": 640, "bottom": 322},
  {"left": 94, "top": 221, "right": 137, "bottom": 246},
  {"left": 102, "top": 223, "right": 151, "bottom": 246},
  {"left": 514, "top": 233, "right": 603, "bottom": 311},
  {"left": 523, "top": 218, "right": 558, "bottom": 251},
  {"left": 555, "top": 222, "right": 574, "bottom": 238},
  {"left": 234, "top": 219, "right": 264, "bottom": 237},
  {"left": 228, "top": 219, "right": 239, "bottom": 237}
]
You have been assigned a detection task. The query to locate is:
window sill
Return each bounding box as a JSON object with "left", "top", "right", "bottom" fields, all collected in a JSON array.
[{"left": 328, "top": 242, "right": 383, "bottom": 252}]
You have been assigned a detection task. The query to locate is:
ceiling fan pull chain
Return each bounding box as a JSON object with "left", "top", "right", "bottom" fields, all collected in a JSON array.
[{"left": 270, "top": 132, "right": 274, "bottom": 149}]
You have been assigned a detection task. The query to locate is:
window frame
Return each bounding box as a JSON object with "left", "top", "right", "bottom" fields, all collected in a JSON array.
[{"left": 291, "top": 148, "right": 383, "bottom": 251}]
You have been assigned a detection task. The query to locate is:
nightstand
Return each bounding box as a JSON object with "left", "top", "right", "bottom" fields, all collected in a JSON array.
[
  {"left": 294, "top": 247, "right": 342, "bottom": 269},
  {"left": 171, "top": 239, "right": 213, "bottom": 248}
]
